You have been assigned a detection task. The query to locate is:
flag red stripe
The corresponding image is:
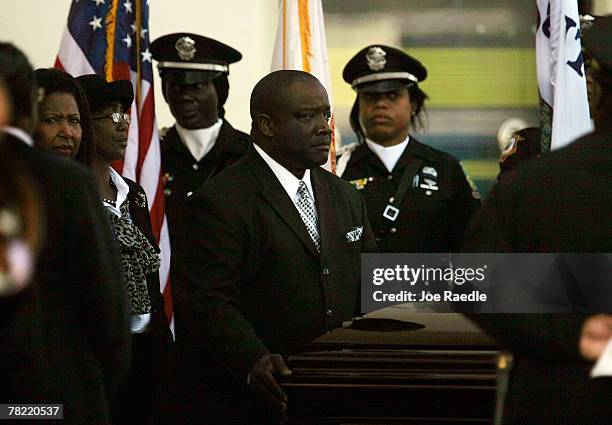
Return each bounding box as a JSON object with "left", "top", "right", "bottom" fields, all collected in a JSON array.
[
  {"left": 149, "top": 176, "right": 166, "bottom": 242},
  {"left": 136, "top": 91, "right": 155, "bottom": 181}
]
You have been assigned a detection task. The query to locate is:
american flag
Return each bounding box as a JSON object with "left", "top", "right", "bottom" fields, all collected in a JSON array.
[{"left": 55, "top": 0, "right": 173, "bottom": 329}]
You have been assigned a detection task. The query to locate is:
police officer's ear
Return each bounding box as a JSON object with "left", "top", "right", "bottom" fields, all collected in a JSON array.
[{"left": 255, "top": 113, "right": 275, "bottom": 137}]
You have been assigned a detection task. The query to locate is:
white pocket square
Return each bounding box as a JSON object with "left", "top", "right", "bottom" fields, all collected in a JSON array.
[{"left": 345, "top": 226, "right": 363, "bottom": 242}]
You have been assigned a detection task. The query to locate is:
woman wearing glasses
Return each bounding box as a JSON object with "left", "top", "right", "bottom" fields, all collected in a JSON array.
[
  {"left": 33, "top": 68, "right": 96, "bottom": 165},
  {"left": 76, "top": 74, "right": 172, "bottom": 425}
]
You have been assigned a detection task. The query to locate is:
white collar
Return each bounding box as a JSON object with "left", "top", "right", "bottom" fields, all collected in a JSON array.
[
  {"left": 253, "top": 143, "right": 315, "bottom": 208},
  {"left": 365, "top": 136, "right": 410, "bottom": 172},
  {"left": 3, "top": 126, "right": 34, "bottom": 147},
  {"left": 176, "top": 119, "right": 223, "bottom": 162},
  {"left": 103, "top": 167, "right": 130, "bottom": 217}
]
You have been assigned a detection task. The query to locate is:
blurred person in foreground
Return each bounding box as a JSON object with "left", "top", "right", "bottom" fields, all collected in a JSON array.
[
  {"left": 0, "top": 41, "right": 130, "bottom": 424},
  {"left": 463, "top": 15, "right": 612, "bottom": 425}
]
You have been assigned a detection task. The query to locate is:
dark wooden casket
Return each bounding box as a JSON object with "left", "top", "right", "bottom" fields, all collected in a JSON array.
[{"left": 281, "top": 310, "right": 499, "bottom": 424}]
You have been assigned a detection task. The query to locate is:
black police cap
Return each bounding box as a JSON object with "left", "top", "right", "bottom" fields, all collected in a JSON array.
[
  {"left": 150, "top": 33, "right": 242, "bottom": 85},
  {"left": 582, "top": 15, "right": 612, "bottom": 73},
  {"left": 76, "top": 74, "right": 133, "bottom": 113},
  {"left": 343, "top": 45, "right": 427, "bottom": 93}
]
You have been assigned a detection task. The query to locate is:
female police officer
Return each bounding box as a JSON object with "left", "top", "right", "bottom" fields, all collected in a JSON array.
[{"left": 341, "top": 45, "right": 480, "bottom": 252}]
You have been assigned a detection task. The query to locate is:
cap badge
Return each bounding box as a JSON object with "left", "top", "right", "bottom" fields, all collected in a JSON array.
[
  {"left": 175, "top": 36, "right": 196, "bottom": 61},
  {"left": 366, "top": 46, "right": 386, "bottom": 71}
]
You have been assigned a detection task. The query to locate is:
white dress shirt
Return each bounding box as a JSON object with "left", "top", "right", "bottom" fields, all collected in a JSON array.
[{"left": 253, "top": 143, "right": 317, "bottom": 220}]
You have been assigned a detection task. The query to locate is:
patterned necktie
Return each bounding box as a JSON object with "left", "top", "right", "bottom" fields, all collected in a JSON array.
[{"left": 296, "top": 181, "right": 320, "bottom": 252}]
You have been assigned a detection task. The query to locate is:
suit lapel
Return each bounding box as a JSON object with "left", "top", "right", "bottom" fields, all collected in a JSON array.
[{"left": 246, "top": 150, "right": 320, "bottom": 258}]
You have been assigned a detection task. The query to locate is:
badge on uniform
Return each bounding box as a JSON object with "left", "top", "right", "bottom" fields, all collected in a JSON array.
[
  {"left": 349, "top": 177, "right": 372, "bottom": 190},
  {"left": 345, "top": 226, "right": 363, "bottom": 242},
  {"left": 418, "top": 166, "right": 439, "bottom": 195},
  {"left": 175, "top": 36, "right": 196, "bottom": 61},
  {"left": 366, "top": 46, "right": 387, "bottom": 71}
]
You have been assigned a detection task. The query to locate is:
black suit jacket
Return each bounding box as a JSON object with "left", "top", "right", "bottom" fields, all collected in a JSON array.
[
  {"left": 168, "top": 148, "right": 376, "bottom": 423},
  {"left": 465, "top": 129, "right": 612, "bottom": 424},
  {"left": 466, "top": 129, "right": 611, "bottom": 252},
  {"left": 1, "top": 135, "right": 130, "bottom": 424},
  {"left": 342, "top": 138, "right": 480, "bottom": 252}
]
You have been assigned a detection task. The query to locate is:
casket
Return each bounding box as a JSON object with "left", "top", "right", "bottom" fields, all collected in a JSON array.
[{"left": 281, "top": 309, "right": 499, "bottom": 424}]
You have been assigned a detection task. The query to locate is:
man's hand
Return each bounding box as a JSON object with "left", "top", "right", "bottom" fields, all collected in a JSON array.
[
  {"left": 580, "top": 314, "right": 612, "bottom": 361},
  {"left": 249, "top": 354, "right": 292, "bottom": 414}
]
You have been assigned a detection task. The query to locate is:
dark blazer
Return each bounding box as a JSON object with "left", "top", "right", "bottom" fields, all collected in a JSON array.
[
  {"left": 465, "top": 129, "right": 612, "bottom": 424},
  {"left": 112, "top": 179, "right": 173, "bottom": 425},
  {"left": 160, "top": 120, "right": 251, "bottom": 243},
  {"left": 1, "top": 135, "right": 130, "bottom": 425},
  {"left": 341, "top": 138, "right": 480, "bottom": 252},
  {"left": 167, "top": 148, "right": 376, "bottom": 423}
]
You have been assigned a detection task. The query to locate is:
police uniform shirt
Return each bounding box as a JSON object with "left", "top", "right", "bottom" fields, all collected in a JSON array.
[{"left": 341, "top": 138, "right": 480, "bottom": 253}]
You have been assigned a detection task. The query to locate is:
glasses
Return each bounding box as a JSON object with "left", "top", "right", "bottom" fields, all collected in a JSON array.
[{"left": 92, "top": 112, "right": 131, "bottom": 125}]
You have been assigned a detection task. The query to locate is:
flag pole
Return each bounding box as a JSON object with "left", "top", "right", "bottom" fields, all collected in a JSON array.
[{"left": 135, "top": 0, "right": 142, "bottom": 109}]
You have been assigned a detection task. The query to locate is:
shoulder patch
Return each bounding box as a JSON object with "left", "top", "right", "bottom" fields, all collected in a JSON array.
[{"left": 459, "top": 162, "right": 481, "bottom": 200}]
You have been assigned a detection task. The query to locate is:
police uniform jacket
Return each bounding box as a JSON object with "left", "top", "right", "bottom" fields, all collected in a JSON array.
[
  {"left": 161, "top": 119, "right": 251, "bottom": 241},
  {"left": 167, "top": 147, "right": 376, "bottom": 423},
  {"left": 341, "top": 138, "right": 480, "bottom": 252}
]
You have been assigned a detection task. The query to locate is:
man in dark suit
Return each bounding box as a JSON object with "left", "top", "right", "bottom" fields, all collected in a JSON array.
[
  {"left": 464, "top": 16, "right": 612, "bottom": 425},
  {"left": 168, "top": 70, "right": 376, "bottom": 424},
  {"left": 150, "top": 33, "right": 251, "bottom": 243},
  {"left": 0, "top": 41, "right": 130, "bottom": 424}
]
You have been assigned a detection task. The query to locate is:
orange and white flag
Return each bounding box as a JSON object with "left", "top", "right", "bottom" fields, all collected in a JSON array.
[{"left": 271, "top": 0, "right": 337, "bottom": 173}]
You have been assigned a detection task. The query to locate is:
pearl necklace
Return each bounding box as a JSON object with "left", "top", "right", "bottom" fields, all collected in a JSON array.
[{"left": 102, "top": 177, "right": 117, "bottom": 207}]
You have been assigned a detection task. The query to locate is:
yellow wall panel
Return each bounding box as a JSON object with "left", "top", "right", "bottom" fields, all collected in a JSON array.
[{"left": 330, "top": 47, "right": 538, "bottom": 109}]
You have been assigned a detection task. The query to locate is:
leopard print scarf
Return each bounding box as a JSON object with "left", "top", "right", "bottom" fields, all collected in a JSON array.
[{"left": 107, "top": 199, "right": 160, "bottom": 315}]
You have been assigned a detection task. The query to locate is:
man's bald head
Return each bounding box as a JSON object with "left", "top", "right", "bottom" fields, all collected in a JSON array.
[{"left": 250, "top": 70, "right": 322, "bottom": 121}]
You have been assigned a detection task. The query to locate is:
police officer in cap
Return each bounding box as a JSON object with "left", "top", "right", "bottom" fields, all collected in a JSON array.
[
  {"left": 150, "top": 33, "right": 251, "bottom": 242},
  {"left": 341, "top": 45, "right": 480, "bottom": 253}
]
